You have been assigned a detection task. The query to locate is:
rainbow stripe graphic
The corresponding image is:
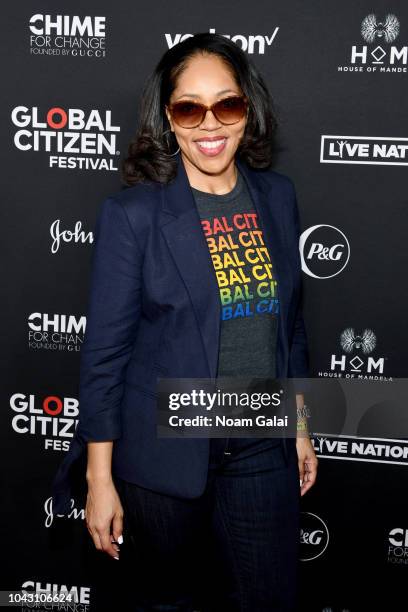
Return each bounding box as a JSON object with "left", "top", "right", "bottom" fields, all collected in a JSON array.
[{"left": 200, "top": 211, "right": 279, "bottom": 321}]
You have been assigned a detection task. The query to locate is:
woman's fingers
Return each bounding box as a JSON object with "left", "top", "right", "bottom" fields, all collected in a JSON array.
[
  {"left": 296, "top": 437, "right": 319, "bottom": 496},
  {"left": 300, "top": 458, "right": 318, "bottom": 496},
  {"left": 98, "top": 527, "right": 120, "bottom": 559},
  {"left": 87, "top": 520, "right": 120, "bottom": 558},
  {"left": 87, "top": 526, "right": 103, "bottom": 551},
  {"left": 85, "top": 485, "right": 124, "bottom": 559},
  {"left": 111, "top": 511, "right": 124, "bottom": 547}
]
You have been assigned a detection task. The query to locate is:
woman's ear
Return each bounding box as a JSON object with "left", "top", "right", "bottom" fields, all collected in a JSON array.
[{"left": 165, "top": 106, "right": 174, "bottom": 132}]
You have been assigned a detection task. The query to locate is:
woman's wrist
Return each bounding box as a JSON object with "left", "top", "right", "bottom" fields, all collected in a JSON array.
[
  {"left": 295, "top": 393, "right": 310, "bottom": 436},
  {"left": 86, "top": 470, "right": 113, "bottom": 484},
  {"left": 296, "top": 417, "right": 310, "bottom": 439},
  {"left": 86, "top": 441, "right": 114, "bottom": 485}
]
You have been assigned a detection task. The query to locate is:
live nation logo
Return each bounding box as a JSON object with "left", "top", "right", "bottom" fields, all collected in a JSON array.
[
  {"left": 338, "top": 13, "right": 406, "bottom": 73},
  {"left": 318, "top": 327, "right": 391, "bottom": 380},
  {"left": 29, "top": 14, "right": 106, "bottom": 58},
  {"left": 312, "top": 434, "right": 408, "bottom": 466},
  {"left": 321, "top": 136, "right": 408, "bottom": 166}
]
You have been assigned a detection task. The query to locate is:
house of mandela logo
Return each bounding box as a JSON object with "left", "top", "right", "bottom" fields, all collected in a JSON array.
[
  {"left": 317, "top": 327, "right": 390, "bottom": 380},
  {"left": 338, "top": 13, "right": 407, "bottom": 73}
]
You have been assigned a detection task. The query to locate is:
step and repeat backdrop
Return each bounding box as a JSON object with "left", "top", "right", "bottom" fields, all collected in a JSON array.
[{"left": 2, "top": 1, "right": 407, "bottom": 610}]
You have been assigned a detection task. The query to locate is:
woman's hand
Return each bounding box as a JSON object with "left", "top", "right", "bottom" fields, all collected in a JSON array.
[
  {"left": 296, "top": 436, "right": 318, "bottom": 496},
  {"left": 85, "top": 477, "right": 124, "bottom": 560}
]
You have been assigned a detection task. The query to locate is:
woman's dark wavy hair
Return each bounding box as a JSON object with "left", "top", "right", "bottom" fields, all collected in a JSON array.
[{"left": 122, "top": 32, "right": 278, "bottom": 186}]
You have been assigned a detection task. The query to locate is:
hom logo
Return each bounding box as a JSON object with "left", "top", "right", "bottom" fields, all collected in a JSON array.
[
  {"left": 330, "top": 328, "right": 385, "bottom": 376},
  {"left": 338, "top": 13, "right": 407, "bottom": 74},
  {"left": 340, "top": 328, "right": 376, "bottom": 355}
]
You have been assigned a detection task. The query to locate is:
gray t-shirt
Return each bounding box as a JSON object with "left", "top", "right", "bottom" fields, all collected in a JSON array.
[{"left": 191, "top": 169, "right": 279, "bottom": 379}]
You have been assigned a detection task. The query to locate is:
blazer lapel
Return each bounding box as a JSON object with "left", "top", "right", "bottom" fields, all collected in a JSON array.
[
  {"left": 159, "top": 152, "right": 291, "bottom": 379},
  {"left": 235, "top": 157, "right": 291, "bottom": 373},
  {"left": 160, "top": 155, "right": 221, "bottom": 378}
]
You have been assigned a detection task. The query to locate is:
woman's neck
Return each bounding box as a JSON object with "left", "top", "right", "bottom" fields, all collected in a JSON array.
[{"left": 182, "top": 153, "right": 238, "bottom": 195}]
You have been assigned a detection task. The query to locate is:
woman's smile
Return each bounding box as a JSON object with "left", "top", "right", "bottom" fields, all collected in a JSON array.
[{"left": 194, "top": 136, "right": 228, "bottom": 156}]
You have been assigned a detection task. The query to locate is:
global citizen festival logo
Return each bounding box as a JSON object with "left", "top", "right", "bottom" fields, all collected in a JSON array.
[
  {"left": 28, "top": 312, "right": 86, "bottom": 351},
  {"left": 299, "top": 225, "right": 350, "bottom": 279},
  {"left": 29, "top": 14, "right": 106, "bottom": 58},
  {"left": 338, "top": 13, "right": 406, "bottom": 73},
  {"left": 318, "top": 327, "right": 390, "bottom": 380},
  {"left": 11, "top": 106, "right": 120, "bottom": 171},
  {"left": 10, "top": 393, "right": 78, "bottom": 451}
]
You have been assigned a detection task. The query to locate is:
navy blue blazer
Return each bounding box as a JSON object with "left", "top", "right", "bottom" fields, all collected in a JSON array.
[{"left": 51, "top": 153, "right": 310, "bottom": 515}]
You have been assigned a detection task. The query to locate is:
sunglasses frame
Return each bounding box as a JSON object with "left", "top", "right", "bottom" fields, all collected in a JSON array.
[{"left": 166, "top": 95, "right": 249, "bottom": 129}]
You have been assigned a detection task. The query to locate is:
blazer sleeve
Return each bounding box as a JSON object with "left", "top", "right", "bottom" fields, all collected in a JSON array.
[
  {"left": 285, "top": 179, "right": 311, "bottom": 393},
  {"left": 51, "top": 196, "right": 143, "bottom": 514}
]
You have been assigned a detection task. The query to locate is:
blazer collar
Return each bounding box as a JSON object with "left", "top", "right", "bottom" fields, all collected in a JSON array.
[
  {"left": 159, "top": 152, "right": 291, "bottom": 379},
  {"left": 160, "top": 151, "right": 269, "bottom": 218}
]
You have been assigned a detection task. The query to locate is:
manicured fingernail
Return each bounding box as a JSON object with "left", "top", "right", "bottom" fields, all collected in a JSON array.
[
  {"left": 117, "top": 535, "right": 123, "bottom": 544},
  {"left": 114, "top": 556, "right": 119, "bottom": 560}
]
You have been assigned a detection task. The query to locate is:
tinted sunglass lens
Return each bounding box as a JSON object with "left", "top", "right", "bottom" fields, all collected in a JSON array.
[
  {"left": 214, "top": 97, "right": 246, "bottom": 124},
  {"left": 172, "top": 102, "right": 204, "bottom": 127}
]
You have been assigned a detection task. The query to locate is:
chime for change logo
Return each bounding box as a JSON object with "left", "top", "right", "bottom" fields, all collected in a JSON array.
[
  {"left": 11, "top": 105, "right": 120, "bottom": 171},
  {"left": 28, "top": 312, "right": 86, "bottom": 351},
  {"left": 20, "top": 580, "right": 91, "bottom": 609},
  {"left": 29, "top": 14, "right": 106, "bottom": 58}
]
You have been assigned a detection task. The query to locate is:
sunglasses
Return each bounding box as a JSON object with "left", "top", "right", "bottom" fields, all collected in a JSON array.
[{"left": 167, "top": 95, "right": 248, "bottom": 129}]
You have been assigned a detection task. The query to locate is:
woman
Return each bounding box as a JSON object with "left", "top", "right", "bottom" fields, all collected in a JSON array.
[{"left": 52, "top": 32, "right": 318, "bottom": 611}]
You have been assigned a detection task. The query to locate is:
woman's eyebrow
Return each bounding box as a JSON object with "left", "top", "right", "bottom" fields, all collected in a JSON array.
[{"left": 174, "top": 89, "right": 238, "bottom": 101}]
